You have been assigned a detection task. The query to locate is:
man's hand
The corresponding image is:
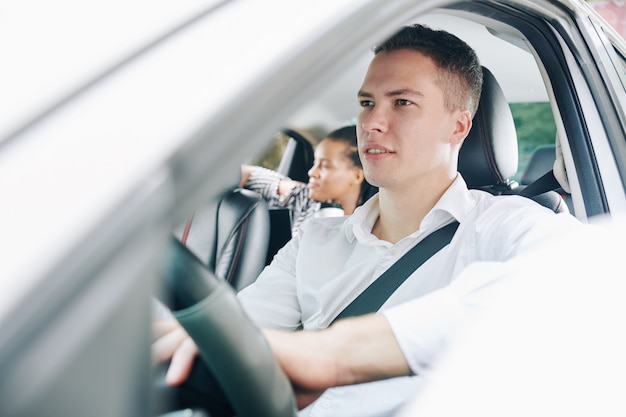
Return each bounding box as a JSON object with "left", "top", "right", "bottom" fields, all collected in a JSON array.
[
  {"left": 152, "top": 317, "right": 199, "bottom": 386},
  {"left": 262, "top": 328, "right": 338, "bottom": 409},
  {"left": 262, "top": 314, "right": 411, "bottom": 409}
]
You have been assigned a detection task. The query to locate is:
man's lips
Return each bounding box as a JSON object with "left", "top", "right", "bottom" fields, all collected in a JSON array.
[
  {"left": 365, "top": 148, "right": 391, "bottom": 154},
  {"left": 363, "top": 145, "right": 394, "bottom": 155}
]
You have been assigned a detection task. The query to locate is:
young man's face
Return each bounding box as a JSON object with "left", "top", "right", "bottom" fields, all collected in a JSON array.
[{"left": 356, "top": 49, "right": 470, "bottom": 192}]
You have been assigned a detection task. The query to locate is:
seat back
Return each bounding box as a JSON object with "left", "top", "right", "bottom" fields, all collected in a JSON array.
[
  {"left": 521, "top": 144, "right": 556, "bottom": 185},
  {"left": 268, "top": 128, "right": 314, "bottom": 262},
  {"left": 458, "top": 67, "right": 568, "bottom": 213},
  {"left": 265, "top": 208, "right": 293, "bottom": 265},
  {"left": 520, "top": 144, "right": 573, "bottom": 213},
  {"left": 173, "top": 187, "right": 270, "bottom": 291},
  {"left": 458, "top": 67, "right": 519, "bottom": 192}
]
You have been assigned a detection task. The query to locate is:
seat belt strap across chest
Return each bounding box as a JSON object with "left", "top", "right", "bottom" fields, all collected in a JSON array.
[
  {"left": 332, "top": 220, "right": 460, "bottom": 324},
  {"left": 519, "top": 170, "right": 561, "bottom": 197}
]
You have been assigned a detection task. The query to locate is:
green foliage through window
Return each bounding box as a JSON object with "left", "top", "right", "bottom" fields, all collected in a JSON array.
[{"left": 509, "top": 102, "right": 557, "bottom": 182}]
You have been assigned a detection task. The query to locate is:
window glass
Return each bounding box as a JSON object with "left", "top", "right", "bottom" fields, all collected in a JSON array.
[
  {"left": 248, "top": 132, "right": 290, "bottom": 170},
  {"left": 252, "top": 102, "right": 558, "bottom": 186},
  {"left": 510, "top": 102, "right": 557, "bottom": 182}
]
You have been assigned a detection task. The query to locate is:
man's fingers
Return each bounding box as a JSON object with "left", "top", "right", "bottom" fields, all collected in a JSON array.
[
  {"left": 152, "top": 318, "right": 182, "bottom": 341},
  {"left": 166, "top": 336, "right": 199, "bottom": 386},
  {"left": 152, "top": 326, "right": 189, "bottom": 363},
  {"left": 151, "top": 316, "right": 199, "bottom": 386}
]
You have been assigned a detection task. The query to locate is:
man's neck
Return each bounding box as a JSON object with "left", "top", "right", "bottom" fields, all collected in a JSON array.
[{"left": 372, "top": 176, "right": 456, "bottom": 244}]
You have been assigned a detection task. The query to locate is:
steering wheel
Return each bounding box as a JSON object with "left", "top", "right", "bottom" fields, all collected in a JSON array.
[{"left": 156, "top": 237, "right": 297, "bottom": 417}]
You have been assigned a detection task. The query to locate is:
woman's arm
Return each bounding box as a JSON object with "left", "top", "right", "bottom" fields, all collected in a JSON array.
[
  {"left": 239, "top": 164, "right": 255, "bottom": 187},
  {"left": 240, "top": 164, "right": 304, "bottom": 196}
]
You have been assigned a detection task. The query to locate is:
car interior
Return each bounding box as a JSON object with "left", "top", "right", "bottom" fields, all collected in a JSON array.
[
  {"left": 155, "top": 60, "right": 573, "bottom": 417},
  {"left": 166, "top": 61, "right": 570, "bottom": 323},
  {"left": 2, "top": 1, "right": 625, "bottom": 417},
  {"left": 153, "top": 3, "right": 614, "bottom": 407},
  {"left": 172, "top": 186, "right": 271, "bottom": 292}
]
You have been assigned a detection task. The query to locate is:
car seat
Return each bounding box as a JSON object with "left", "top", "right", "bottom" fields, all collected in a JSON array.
[
  {"left": 173, "top": 187, "right": 270, "bottom": 292},
  {"left": 522, "top": 144, "right": 556, "bottom": 185},
  {"left": 521, "top": 144, "right": 573, "bottom": 212},
  {"left": 458, "top": 67, "right": 569, "bottom": 214},
  {"left": 264, "top": 128, "right": 315, "bottom": 264}
]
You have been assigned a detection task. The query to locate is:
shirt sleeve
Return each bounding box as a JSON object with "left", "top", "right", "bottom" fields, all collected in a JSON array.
[
  {"left": 473, "top": 196, "right": 582, "bottom": 261},
  {"left": 243, "top": 166, "right": 318, "bottom": 234},
  {"left": 284, "top": 184, "right": 318, "bottom": 234},
  {"left": 383, "top": 199, "right": 584, "bottom": 375},
  {"left": 243, "top": 166, "right": 285, "bottom": 208},
  {"left": 382, "top": 261, "right": 510, "bottom": 374},
  {"left": 236, "top": 230, "right": 304, "bottom": 330}
]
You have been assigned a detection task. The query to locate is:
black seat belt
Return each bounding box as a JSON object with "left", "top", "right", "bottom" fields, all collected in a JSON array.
[
  {"left": 519, "top": 170, "right": 562, "bottom": 197},
  {"left": 332, "top": 220, "right": 460, "bottom": 324},
  {"left": 330, "top": 172, "right": 563, "bottom": 325}
]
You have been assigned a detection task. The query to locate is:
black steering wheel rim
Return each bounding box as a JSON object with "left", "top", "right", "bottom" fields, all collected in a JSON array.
[{"left": 156, "top": 238, "right": 297, "bottom": 417}]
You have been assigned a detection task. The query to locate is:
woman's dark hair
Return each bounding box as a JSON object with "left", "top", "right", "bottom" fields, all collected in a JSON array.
[{"left": 325, "top": 125, "right": 378, "bottom": 205}]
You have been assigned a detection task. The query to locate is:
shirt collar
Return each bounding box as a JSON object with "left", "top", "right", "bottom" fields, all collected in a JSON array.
[
  {"left": 425, "top": 174, "right": 477, "bottom": 226},
  {"left": 344, "top": 174, "right": 483, "bottom": 243},
  {"left": 344, "top": 194, "right": 381, "bottom": 243}
]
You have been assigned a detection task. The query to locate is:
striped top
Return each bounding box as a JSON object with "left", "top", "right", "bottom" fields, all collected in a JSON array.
[{"left": 244, "top": 166, "right": 319, "bottom": 236}]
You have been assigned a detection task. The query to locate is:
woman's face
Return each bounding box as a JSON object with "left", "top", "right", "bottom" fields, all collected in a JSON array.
[{"left": 307, "top": 138, "right": 362, "bottom": 203}]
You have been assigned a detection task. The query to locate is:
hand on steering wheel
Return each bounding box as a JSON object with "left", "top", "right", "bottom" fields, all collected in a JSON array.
[
  {"left": 152, "top": 317, "right": 199, "bottom": 386},
  {"left": 155, "top": 238, "right": 297, "bottom": 417}
]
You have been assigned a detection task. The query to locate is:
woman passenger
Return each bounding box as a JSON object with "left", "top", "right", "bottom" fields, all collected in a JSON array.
[{"left": 240, "top": 125, "right": 377, "bottom": 236}]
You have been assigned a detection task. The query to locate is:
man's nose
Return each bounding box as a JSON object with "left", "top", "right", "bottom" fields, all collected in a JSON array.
[{"left": 360, "top": 106, "right": 388, "bottom": 133}]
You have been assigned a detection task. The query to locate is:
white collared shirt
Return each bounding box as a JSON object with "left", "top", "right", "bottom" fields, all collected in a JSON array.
[
  {"left": 394, "top": 217, "right": 618, "bottom": 417},
  {"left": 237, "top": 174, "right": 581, "bottom": 417}
]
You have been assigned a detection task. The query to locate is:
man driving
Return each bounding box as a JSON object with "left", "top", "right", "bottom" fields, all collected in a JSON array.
[{"left": 153, "top": 24, "right": 580, "bottom": 416}]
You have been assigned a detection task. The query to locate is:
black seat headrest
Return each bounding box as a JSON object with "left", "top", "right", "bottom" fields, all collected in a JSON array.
[{"left": 458, "top": 67, "right": 518, "bottom": 189}]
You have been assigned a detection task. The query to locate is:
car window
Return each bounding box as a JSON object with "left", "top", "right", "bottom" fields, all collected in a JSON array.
[
  {"left": 510, "top": 101, "right": 557, "bottom": 183},
  {"left": 253, "top": 106, "right": 558, "bottom": 186},
  {"left": 249, "top": 129, "right": 318, "bottom": 174},
  {"left": 249, "top": 131, "right": 291, "bottom": 170}
]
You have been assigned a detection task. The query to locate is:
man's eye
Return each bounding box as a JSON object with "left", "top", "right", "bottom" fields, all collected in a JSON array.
[
  {"left": 359, "top": 100, "right": 374, "bottom": 107},
  {"left": 396, "top": 99, "right": 412, "bottom": 106}
]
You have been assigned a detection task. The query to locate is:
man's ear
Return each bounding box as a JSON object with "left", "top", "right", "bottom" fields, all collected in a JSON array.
[{"left": 451, "top": 110, "right": 472, "bottom": 145}]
